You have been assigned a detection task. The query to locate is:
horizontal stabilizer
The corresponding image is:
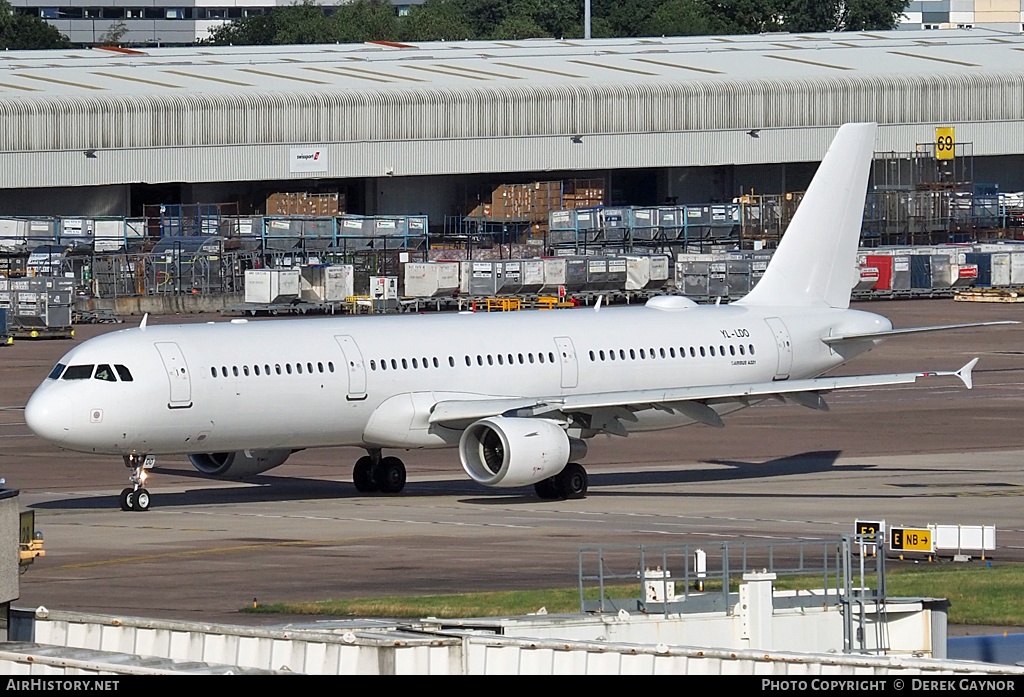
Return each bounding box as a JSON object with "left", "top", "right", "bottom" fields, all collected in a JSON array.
[{"left": 823, "top": 321, "right": 1017, "bottom": 345}]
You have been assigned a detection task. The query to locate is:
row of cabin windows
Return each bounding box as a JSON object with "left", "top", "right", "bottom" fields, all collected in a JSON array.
[
  {"left": 369, "top": 351, "right": 558, "bottom": 372},
  {"left": 587, "top": 343, "right": 756, "bottom": 362},
  {"left": 209, "top": 361, "right": 335, "bottom": 379}
]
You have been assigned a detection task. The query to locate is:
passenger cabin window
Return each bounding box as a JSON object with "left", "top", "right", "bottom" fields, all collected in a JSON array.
[
  {"left": 47, "top": 363, "right": 66, "bottom": 380},
  {"left": 61, "top": 365, "right": 94, "bottom": 380},
  {"left": 94, "top": 365, "right": 117, "bottom": 382}
]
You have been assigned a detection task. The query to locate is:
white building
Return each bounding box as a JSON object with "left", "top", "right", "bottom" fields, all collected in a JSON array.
[
  {"left": 900, "top": 0, "right": 1024, "bottom": 31},
  {"left": 0, "top": 29, "right": 1022, "bottom": 218},
  {"left": 9, "top": 1, "right": 423, "bottom": 46}
]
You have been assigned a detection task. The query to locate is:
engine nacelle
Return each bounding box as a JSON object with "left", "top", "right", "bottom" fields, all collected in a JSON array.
[
  {"left": 189, "top": 449, "right": 292, "bottom": 479},
  {"left": 459, "top": 417, "right": 575, "bottom": 488}
]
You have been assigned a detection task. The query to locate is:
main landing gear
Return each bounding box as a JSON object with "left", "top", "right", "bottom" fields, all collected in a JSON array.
[
  {"left": 534, "top": 462, "right": 589, "bottom": 500},
  {"left": 120, "top": 454, "right": 154, "bottom": 512},
  {"left": 352, "top": 449, "right": 407, "bottom": 494}
]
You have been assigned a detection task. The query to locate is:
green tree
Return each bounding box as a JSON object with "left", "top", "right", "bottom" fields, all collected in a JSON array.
[
  {"left": 330, "top": 0, "right": 399, "bottom": 43},
  {"left": 454, "top": 0, "right": 510, "bottom": 38},
  {"left": 0, "top": 1, "right": 70, "bottom": 49},
  {"left": 593, "top": 0, "right": 663, "bottom": 37},
  {"left": 510, "top": 0, "right": 579, "bottom": 39},
  {"left": 400, "top": 0, "right": 476, "bottom": 42},
  {"left": 783, "top": 0, "right": 910, "bottom": 32},
  {"left": 491, "top": 13, "right": 549, "bottom": 40},
  {"left": 640, "top": 0, "right": 732, "bottom": 37},
  {"left": 704, "top": 0, "right": 785, "bottom": 34},
  {"left": 203, "top": 1, "right": 336, "bottom": 45}
]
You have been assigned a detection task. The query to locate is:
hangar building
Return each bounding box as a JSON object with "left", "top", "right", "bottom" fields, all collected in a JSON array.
[{"left": 0, "top": 28, "right": 1022, "bottom": 223}]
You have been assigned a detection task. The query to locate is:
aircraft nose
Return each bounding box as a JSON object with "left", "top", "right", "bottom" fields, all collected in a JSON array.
[{"left": 24, "top": 391, "right": 72, "bottom": 445}]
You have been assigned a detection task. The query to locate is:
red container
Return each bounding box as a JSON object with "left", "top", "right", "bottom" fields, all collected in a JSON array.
[{"left": 865, "top": 255, "right": 893, "bottom": 291}]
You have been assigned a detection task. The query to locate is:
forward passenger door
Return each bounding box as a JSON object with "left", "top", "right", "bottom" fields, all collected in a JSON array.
[
  {"left": 154, "top": 341, "right": 192, "bottom": 408},
  {"left": 334, "top": 335, "right": 367, "bottom": 400}
]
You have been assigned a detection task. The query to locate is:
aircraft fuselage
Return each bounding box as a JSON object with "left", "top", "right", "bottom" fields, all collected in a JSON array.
[{"left": 25, "top": 302, "right": 890, "bottom": 457}]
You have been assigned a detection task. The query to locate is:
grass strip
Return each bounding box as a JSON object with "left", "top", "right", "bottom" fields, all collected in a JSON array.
[{"left": 244, "top": 563, "right": 1024, "bottom": 626}]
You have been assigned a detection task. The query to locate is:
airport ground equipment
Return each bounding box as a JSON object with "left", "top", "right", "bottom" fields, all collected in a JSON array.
[{"left": 1, "top": 275, "right": 73, "bottom": 338}]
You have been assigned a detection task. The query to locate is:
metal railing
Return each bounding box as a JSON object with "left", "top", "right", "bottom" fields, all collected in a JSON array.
[{"left": 578, "top": 535, "right": 887, "bottom": 654}]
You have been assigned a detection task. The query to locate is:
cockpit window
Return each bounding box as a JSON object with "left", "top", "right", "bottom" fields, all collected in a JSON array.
[
  {"left": 47, "top": 363, "right": 66, "bottom": 380},
  {"left": 94, "top": 364, "right": 117, "bottom": 382},
  {"left": 61, "top": 365, "right": 94, "bottom": 380},
  {"left": 114, "top": 365, "right": 133, "bottom": 382}
]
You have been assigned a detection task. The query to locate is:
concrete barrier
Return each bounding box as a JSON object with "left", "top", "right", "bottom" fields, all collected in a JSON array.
[{"left": 75, "top": 294, "right": 242, "bottom": 316}]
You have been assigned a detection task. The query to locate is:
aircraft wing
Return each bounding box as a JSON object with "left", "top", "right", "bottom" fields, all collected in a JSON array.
[
  {"left": 823, "top": 321, "right": 1016, "bottom": 345},
  {"left": 429, "top": 359, "right": 979, "bottom": 433}
]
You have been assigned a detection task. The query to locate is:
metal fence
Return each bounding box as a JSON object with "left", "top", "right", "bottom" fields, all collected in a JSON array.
[
  {"left": 578, "top": 535, "right": 887, "bottom": 654},
  {"left": 90, "top": 251, "right": 260, "bottom": 298}
]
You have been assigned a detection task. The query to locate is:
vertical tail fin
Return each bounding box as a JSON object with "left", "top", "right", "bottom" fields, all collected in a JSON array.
[{"left": 736, "top": 123, "right": 876, "bottom": 309}]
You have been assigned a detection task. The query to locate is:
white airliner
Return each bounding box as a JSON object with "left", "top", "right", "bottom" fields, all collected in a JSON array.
[{"left": 24, "top": 123, "right": 1009, "bottom": 511}]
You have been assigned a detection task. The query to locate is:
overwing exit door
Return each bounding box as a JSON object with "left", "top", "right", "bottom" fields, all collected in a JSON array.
[{"left": 554, "top": 336, "right": 578, "bottom": 389}]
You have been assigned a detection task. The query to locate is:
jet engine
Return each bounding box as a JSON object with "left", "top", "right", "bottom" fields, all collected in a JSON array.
[
  {"left": 189, "top": 449, "right": 292, "bottom": 479},
  {"left": 459, "top": 417, "right": 582, "bottom": 488}
]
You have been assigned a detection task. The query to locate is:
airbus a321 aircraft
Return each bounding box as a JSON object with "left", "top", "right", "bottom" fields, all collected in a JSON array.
[{"left": 25, "top": 123, "right": 1009, "bottom": 511}]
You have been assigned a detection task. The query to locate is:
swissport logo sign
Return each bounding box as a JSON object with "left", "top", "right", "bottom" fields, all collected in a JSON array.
[{"left": 290, "top": 147, "right": 329, "bottom": 173}]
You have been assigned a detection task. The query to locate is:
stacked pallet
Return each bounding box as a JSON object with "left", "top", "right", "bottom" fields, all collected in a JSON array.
[
  {"left": 266, "top": 192, "right": 345, "bottom": 216},
  {"left": 562, "top": 178, "right": 605, "bottom": 209}
]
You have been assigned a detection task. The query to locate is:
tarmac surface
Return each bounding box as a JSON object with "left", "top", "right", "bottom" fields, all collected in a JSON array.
[{"left": 0, "top": 298, "right": 1022, "bottom": 630}]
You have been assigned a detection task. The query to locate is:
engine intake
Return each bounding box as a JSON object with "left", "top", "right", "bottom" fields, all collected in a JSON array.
[
  {"left": 189, "top": 449, "right": 292, "bottom": 479},
  {"left": 459, "top": 417, "right": 574, "bottom": 488}
]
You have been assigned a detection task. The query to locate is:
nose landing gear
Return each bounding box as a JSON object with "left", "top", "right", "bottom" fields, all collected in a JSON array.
[{"left": 120, "top": 454, "right": 155, "bottom": 512}]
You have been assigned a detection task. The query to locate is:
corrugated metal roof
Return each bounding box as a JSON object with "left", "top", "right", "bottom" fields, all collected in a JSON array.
[
  {"left": 0, "top": 29, "right": 1022, "bottom": 188},
  {"left": 0, "top": 29, "right": 1020, "bottom": 96}
]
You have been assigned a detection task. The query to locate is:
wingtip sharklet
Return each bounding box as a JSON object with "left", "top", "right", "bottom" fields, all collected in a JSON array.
[
  {"left": 919, "top": 357, "right": 978, "bottom": 389},
  {"left": 957, "top": 357, "right": 979, "bottom": 390}
]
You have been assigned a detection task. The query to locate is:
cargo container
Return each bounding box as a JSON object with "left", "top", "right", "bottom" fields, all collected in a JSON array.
[
  {"left": 404, "top": 262, "right": 460, "bottom": 298},
  {"left": 854, "top": 267, "right": 879, "bottom": 291},
  {"left": 629, "top": 208, "right": 658, "bottom": 241},
  {"left": 891, "top": 255, "right": 911, "bottom": 291},
  {"left": 300, "top": 265, "right": 354, "bottom": 303},
  {"left": 677, "top": 261, "right": 710, "bottom": 296},
  {"left": 498, "top": 261, "right": 523, "bottom": 295},
  {"left": 930, "top": 255, "right": 952, "bottom": 289},
  {"left": 5, "top": 275, "right": 73, "bottom": 331},
  {"left": 520, "top": 259, "right": 546, "bottom": 294},
  {"left": 708, "top": 261, "right": 728, "bottom": 297},
  {"left": 624, "top": 255, "right": 670, "bottom": 291},
  {"left": 726, "top": 258, "right": 751, "bottom": 296},
  {"left": 864, "top": 255, "right": 892, "bottom": 291},
  {"left": 963, "top": 253, "right": 991, "bottom": 286},
  {"left": 952, "top": 264, "right": 979, "bottom": 287},
  {"left": 540, "top": 258, "right": 567, "bottom": 293},
  {"left": 465, "top": 261, "right": 500, "bottom": 296},
  {"left": 910, "top": 255, "right": 932, "bottom": 289},
  {"left": 564, "top": 257, "right": 589, "bottom": 292},
  {"left": 1010, "top": 253, "right": 1024, "bottom": 286},
  {"left": 991, "top": 253, "right": 1011, "bottom": 287},
  {"left": 244, "top": 269, "right": 300, "bottom": 304}
]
